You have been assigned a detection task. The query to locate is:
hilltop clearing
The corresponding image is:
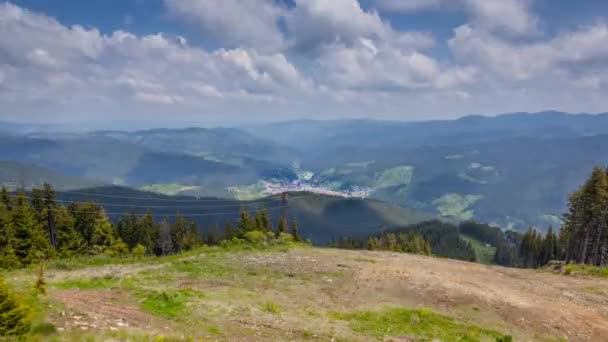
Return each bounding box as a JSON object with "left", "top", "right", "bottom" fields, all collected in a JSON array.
[{"left": 6, "top": 246, "right": 608, "bottom": 341}]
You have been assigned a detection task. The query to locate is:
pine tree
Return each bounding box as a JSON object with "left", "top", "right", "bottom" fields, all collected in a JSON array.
[
  {"left": 89, "top": 208, "right": 122, "bottom": 255},
  {"left": 0, "top": 195, "right": 19, "bottom": 269},
  {"left": 54, "top": 206, "right": 85, "bottom": 257},
  {"left": 182, "top": 220, "right": 202, "bottom": 251},
  {"left": 10, "top": 193, "right": 53, "bottom": 266},
  {"left": 116, "top": 212, "right": 138, "bottom": 249},
  {"left": 134, "top": 211, "right": 158, "bottom": 254},
  {"left": 170, "top": 213, "right": 188, "bottom": 253},
  {"left": 237, "top": 209, "right": 254, "bottom": 237},
  {"left": 0, "top": 276, "right": 31, "bottom": 336},
  {"left": 70, "top": 202, "right": 101, "bottom": 246},
  {"left": 0, "top": 187, "right": 11, "bottom": 211},
  {"left": 290, "top": 217, "right": 302, "bottom": 242},
  {"left": 276, "top": 216, "right": 287, "bottom": 237}
]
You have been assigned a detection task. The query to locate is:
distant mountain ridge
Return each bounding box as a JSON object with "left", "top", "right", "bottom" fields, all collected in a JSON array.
[{"left": 3, "top": 110, "right": 608, "bottom": 232}]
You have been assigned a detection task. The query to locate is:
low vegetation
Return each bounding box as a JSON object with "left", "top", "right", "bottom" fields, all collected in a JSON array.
[{"left": 332, "top": 307, "right": 510, "bottom": 341}]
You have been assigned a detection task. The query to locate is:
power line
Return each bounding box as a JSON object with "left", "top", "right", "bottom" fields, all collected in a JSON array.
[
  {"left": 15, "top": 193, "right": 309, "bottom": 209},
  {"left": 49, "top": 189, "right": 315, "bottom": 202},
  {"left": 22, "top": 203, "right": 290, "bottom": 217}
]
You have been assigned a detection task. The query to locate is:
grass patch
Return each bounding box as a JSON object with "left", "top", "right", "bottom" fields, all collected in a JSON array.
[
  {"left": 583, "top": 286, "right": 608, "bottom": 296},
  {"left": 139, "top": 290, "right": 194, "bottom": 318},
  {"left": 461, "top": 235, "right": 496, "bottom": 265},
  {"left": 563, "top": 264, "right": 608, "bottom": 278},
  {"left": 332, "top": 307, "right": 509, "bottom": 341},
  {"left": 171, "top": 259, "right": 233, "bottom": 277},
  {"left": 261, "top": 301, "right": 281, "bottom": 315},
  {"left": 353, "top": 257, "right": 377, "bottom": 264},
  {"left": 54, "top": 275, "right": 120, "bottom": 290}
]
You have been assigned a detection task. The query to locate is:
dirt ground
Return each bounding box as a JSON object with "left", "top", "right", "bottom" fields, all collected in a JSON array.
[{"left": 43, "top": 247, "right": 608, "bottom": 341}]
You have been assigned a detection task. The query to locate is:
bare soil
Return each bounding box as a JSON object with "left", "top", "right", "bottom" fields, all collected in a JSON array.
[{"left": 43, "top": 248, "right": 608, "bottom": 341}]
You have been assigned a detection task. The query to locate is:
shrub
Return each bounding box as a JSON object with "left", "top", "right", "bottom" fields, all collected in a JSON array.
[
  {"left": 0, "top": 277, "right": 31, "bottom": 336},
  {"left": 132, "top": 243, "right": 146, "bottom": 258}
]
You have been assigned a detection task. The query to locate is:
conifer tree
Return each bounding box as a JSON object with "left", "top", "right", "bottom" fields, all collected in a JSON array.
[
  {"left": 54, "top": 206, "right": 84, "bottom": 257},
  {"left": 170, "top": 213, "right": 188, "bottom": 253},
  {"left": 290, "top": 217, "right": 302, "bottom": 242},
  {"left": 0, "top": 276, "right": 31, "bottom": 336},
  {"left": 276, "top": 216, "right": 287, "bottom": 237},
  {"left": 0, "top": 187, "right": 11, "bottom": 211},
  {"left": 89, "top": 208, "right": 123, "bottom": 255},
  {"left": 69, "top": 202, "right": 101, "bottom": 246},
  {"left": 237, "top": 209, "right": 254, "bottom": 237},
  {"left": 10, "top": 193, "right": 53, "bottom": 266},
  {"left": 0, "top": 197, "right": 19, "bottom": 269}
]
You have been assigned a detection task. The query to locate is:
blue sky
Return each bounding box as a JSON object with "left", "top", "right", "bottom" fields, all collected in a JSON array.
[{"left": 1, "top": 0, "right": 608, "bottom": 126}]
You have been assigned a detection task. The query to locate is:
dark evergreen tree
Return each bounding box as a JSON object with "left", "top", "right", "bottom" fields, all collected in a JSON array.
[
  {"left": 290, "top": 217, "right": 302, "bottom": 242},
  {"left": 0, "top": 276, "right": 31, "bottom": 336},
  {"left": 170, "top": 213, "right": 188, "bottom": 253},
  {"left": 276, "top": 216, "right": 288, "bottom": 237},
  {"left": 236, "top": 209, "right": 254, "bottom": 237},
  {"left": 10, "top": 193, "right": 53, "bottom": 266}
]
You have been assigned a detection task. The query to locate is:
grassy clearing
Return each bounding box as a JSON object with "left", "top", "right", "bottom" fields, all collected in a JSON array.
[
  {"left": 332, "top": 307, "right": 509, "bottom": 341},
  {"left": 564, "top": 264, "right": 608, "bottom": 278},
  {"left": 53, "top": 275, "right": 121, "bottom": 290},
  {"left": 461, "top": 235, "right": 496, "bottom": 264}
]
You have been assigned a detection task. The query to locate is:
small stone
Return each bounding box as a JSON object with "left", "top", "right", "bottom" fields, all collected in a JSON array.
[{"left": 110, "top": 327, "right": 118, "bottom": 331}]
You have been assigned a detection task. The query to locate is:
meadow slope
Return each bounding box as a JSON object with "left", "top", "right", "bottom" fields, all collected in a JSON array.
[{"left": 6, "top": 246, "right": 608, "bottom": 341}]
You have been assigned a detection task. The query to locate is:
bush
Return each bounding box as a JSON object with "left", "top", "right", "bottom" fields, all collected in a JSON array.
[
  {"left": 244, "top": 231, "right": 268, "bottom": 244},
  {"left": 132, "top": 244, "right": 146, "bottom": 258},
  {"left": 0, "top": 277, "right": 31, "bottom": 336}
]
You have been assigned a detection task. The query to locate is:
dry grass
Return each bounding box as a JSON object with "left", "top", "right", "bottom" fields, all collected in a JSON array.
[{"left": 5, "top": 246, "right": 608, "bottom": 341}]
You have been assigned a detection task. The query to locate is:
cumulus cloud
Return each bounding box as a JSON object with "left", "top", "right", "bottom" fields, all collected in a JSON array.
[
  {"left": 464, "top": 0, "right": 539, "bottom": 36},
  {"left": 449, "top": 23, "right": 608, "bottom": 80},
  {"left": 376, "top": 0, "right": 444, "bottom": 12},
  {"left": 163, "top": 0, "right": 286, "bottom": 50},
  {"left": 0, "top": 2, "right": 308, "bottom": 117},
  {"left": 1, "top": 0, "right": 608, "bottom": 123}
]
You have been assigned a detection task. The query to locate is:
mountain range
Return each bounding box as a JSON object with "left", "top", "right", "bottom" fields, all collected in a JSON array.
[{"left": 2, "top": 111, "right": 608, "bottom": 232}]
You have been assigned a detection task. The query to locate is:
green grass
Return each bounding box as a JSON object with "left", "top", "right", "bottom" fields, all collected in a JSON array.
[
  {"left": 261, "top": 301, "right": 281, "bottom": 315},
  {"left": 332, "top": 307, "right": 509, "bottom": 341},
  {"left": 461, "top": 235, "right": 496, "bottom": 264},
  {"left": 54, "top": 276, "right": 121, "bottom": 290},
  {"left": 564, "top": 264, "right": 608, "bottom": 278},
  {"left": 139, "top": 290, "right": 190, "bottom": 318},
  {"left": 171, "top": 259, "right": 233, "bottom": 277}
]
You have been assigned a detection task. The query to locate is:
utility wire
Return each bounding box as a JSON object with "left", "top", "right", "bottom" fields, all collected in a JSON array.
[
  {"left": 15, "top": 193, "right": 309, "bottom": 209},
  {"left": 48, "top": 189, "right": 316, "bottom": 202}
]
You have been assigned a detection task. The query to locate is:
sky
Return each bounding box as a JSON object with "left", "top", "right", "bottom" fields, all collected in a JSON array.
[{"left": 1, "top": 0, "right": 608, "bottom": 126}]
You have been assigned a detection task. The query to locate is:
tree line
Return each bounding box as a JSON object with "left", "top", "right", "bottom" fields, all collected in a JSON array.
[
  {"left": 0, "top": 183, "right": 302, "bottom": 270},
  {"left": 494, "top": 166, "right": 608, "bottom": 269},
  {"left": 332, "top": 220, "right": 477, "bottom": 262}
]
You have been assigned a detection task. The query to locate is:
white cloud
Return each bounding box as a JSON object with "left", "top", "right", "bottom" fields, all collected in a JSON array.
[
  {"left": 449, "top": 23, "right": 608, "bottom": 80},
  {"left": 1, "top": 0, "right": 608, "bottom": 123},
  {"left": 376, "top": 0, "right": 539, "bottom": 36},
  {"left": 163, "top": 0, "right": 285, "bottom": 50},
  {"left": 376, "top": 0, "right": 444, "bottom": 12},
  {"left": 0, "top": 2, "right": 308, "bottom": 119},
  {"left": 464, "top": 0, "right": 539, "bottom": 36}
]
